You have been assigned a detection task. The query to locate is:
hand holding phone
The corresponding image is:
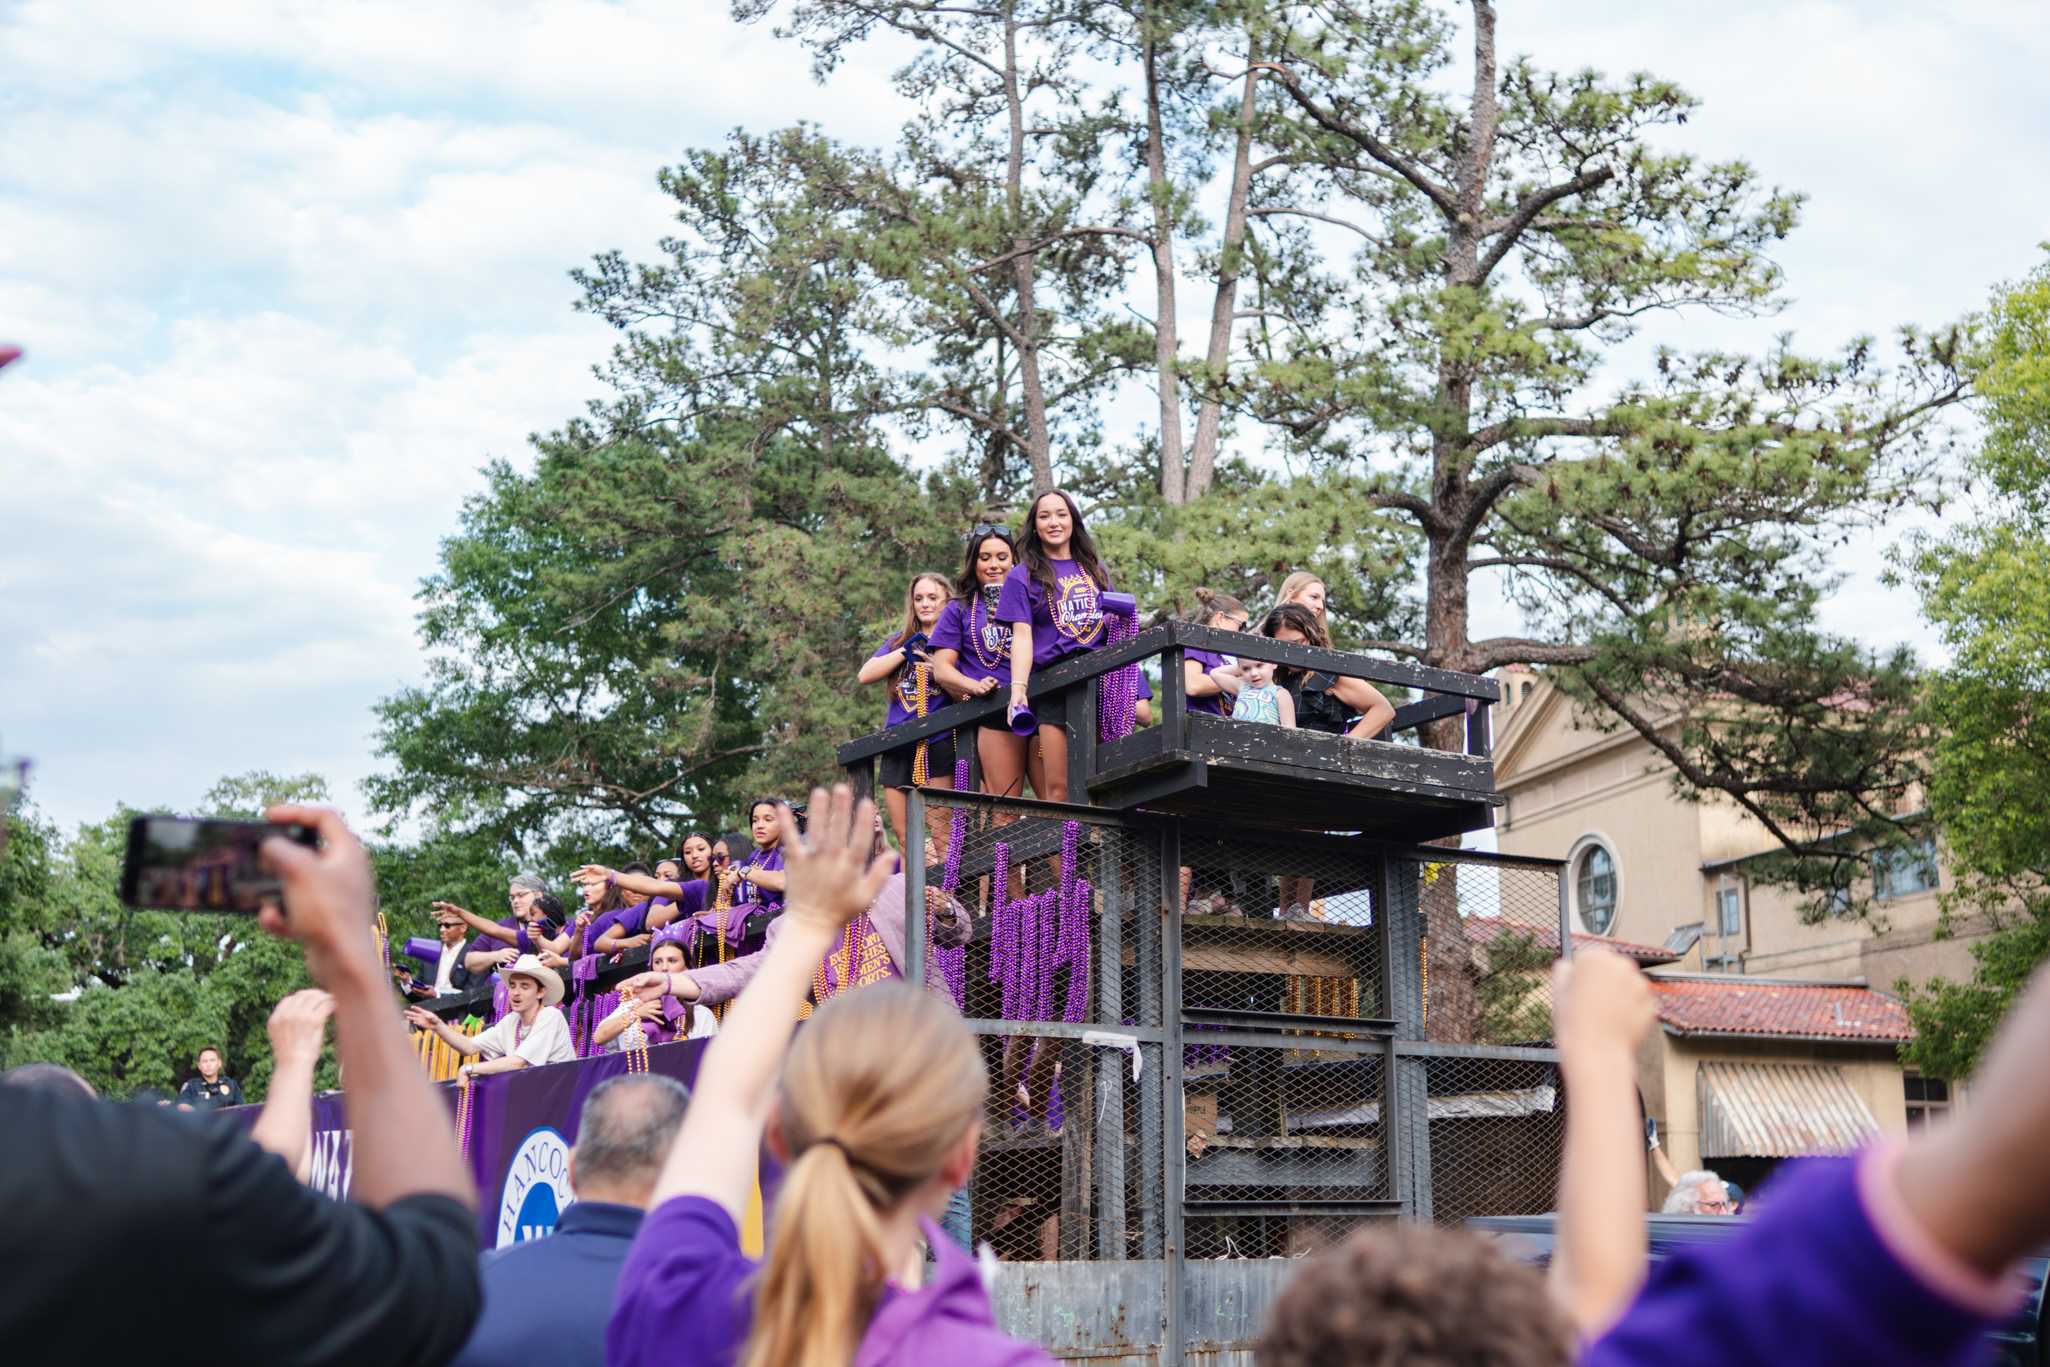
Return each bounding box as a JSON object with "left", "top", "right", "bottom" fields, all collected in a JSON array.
[{"left": 121, "top": 816, "right": 318, "bottom": 913}]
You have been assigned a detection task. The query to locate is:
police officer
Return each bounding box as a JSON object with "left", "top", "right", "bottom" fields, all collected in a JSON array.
[{"left": 176, "top": 1046, "right": 244, "bottom": 1110}]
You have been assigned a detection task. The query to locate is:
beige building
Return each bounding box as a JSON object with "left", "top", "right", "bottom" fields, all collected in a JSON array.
[
  {"left": 1489, "top": 666, "right": 1988, "bottom": 993},
  {"left": 1635, "top": 973, "right": 1920, "bottom": 1201}
]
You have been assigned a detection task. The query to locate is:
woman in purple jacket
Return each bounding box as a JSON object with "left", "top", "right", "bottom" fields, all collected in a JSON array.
[
  {"left": 608, "top": 786, "right": 1053, "bottom": 1367},
  {"left": 997, "top": 491, "right": 1117, "bottom": 804}
]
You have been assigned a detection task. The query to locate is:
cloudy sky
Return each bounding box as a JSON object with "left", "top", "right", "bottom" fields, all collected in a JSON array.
[{"left": 4, "top": 0, "right": 2046, "bottom": 835}]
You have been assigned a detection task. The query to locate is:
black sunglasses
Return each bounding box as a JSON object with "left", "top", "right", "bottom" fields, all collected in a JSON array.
[{"left": 969, "top": 522, "right": 1012, "bottom": 543}]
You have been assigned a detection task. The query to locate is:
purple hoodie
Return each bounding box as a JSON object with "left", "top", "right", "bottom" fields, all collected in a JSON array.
[{"left": 608, "top": 1196, "right": 1052, "bottom": 1367}]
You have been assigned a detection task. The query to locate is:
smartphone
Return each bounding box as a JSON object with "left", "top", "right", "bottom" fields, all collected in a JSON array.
[{"left": 119, "top": 815, "right": 318, "bottom": 912}]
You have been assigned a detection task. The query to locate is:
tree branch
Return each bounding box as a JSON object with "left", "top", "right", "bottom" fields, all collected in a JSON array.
[
  {"left": 1247, "top": 205, "right": 1382, "bottom": 243},
  {"left": 1250, "top": 62, "right": 1458, "bottom": 219},
  {"left": 1475, "top": 167, "right": 1615, "bottom": 281},
  {"left": 971, "top": 225, "right": 1153, "bottom": 273},
  {"left": 1467, "top": 638, "right": 1599, "bottom": 671}
]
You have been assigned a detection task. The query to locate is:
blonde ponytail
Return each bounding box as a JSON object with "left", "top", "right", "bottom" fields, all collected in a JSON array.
[{"left": 740, "top": 982, "right": 987, "bottom": 1367}]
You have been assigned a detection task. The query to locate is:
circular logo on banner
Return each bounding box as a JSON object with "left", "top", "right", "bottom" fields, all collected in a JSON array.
[{"left": 497, "top": 1126, "right": 575, "bottom": 1249}]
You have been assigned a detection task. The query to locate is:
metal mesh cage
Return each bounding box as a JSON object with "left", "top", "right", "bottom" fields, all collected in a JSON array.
[
  {"left": 1389, "top": 853, "right": 1567, "bottom": 1046},
  {"left": 1177, "top": 830, "right": 1386, "bottom": 1031},
  {"left": 916, "top": 790, "right": 1172, "bottom": 1264}
]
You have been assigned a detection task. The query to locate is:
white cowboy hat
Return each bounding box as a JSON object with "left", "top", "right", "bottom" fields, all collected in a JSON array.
[{"left": 502, "top": 953, "right": 565, "bottom": 1007}]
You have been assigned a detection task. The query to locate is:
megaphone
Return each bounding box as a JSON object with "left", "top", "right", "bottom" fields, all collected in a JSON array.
[
  {"left": 1008, "top": 698, "right": 1038, "bottom": 736},
  {"left": 1101, "top": 591, "right": 1138, "bottom": 620},
  {"left": 403, "top": 937, "right": 443, "bottom": 969}
]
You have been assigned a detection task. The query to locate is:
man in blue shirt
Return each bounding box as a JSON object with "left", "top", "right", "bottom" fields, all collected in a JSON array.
[{"left": 452, "top": 1073, "right": 690, "bottom": 1367}]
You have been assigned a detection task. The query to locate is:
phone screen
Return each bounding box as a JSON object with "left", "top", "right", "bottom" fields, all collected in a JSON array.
[{"left": 119, "top": 816, "right": 318, "bottom": 912}]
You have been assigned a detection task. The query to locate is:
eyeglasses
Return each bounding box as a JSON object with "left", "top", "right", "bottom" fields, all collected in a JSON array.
[
  {"left": 1220, "top": 616, "right": 1249, "bottom": 631},
  {"left": 969, "top": 523, "right": 1011, "bottom": 543}
]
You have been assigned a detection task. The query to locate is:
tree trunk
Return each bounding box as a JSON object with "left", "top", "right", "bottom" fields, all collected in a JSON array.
[
  {"left": 1415, "top": 0, "right": 1503, "bottom": 1041},
  {"left": 1003, "top": 2, "right": 1057, "bottom": 494},
  {"left": 1187, "top": 38, "right": 1259, "bottom": 500},
  {"left": 1143, "top": 28, "right": 1186, "bottom": 504}
]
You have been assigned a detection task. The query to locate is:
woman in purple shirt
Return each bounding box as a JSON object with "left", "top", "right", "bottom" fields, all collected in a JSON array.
[
  {"left": 929, "top": 524, "right": 1024, "bottom": 800},
  {"left": 858, "top": 572, "right": 958, "bottom": 855},
  {"left": 997, "top": 491, "right": 1118, "bottom": 803},
  {"left": 1182, "top": 588, "right": 1250, "bottom": 717},
  {"left": 608, "top": 786, "right": 1053, "bottom": 1367},
  {"left": 732, "top": 799, "right": 788, "bottom": 914}
]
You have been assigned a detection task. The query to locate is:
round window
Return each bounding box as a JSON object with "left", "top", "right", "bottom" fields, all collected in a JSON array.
[{"left": 1575, "top": 843, "right": 1617, "bottom": 935}]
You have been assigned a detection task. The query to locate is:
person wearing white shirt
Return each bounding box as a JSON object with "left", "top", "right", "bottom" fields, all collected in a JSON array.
[
  {"left": 407, "top": 955, "right": 577, "bottom": 1077},
  {"left": 431, "top": 909, "right": 471, "bottom": 998}
]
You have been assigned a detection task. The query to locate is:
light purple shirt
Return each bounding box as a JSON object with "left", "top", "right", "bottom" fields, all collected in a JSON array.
[{"left": 608, "top": 1196, "right": 1053, "bottom": 1367}]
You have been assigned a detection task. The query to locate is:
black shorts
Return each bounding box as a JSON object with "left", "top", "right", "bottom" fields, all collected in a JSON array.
[{"left": 879, "top": 729, "right": 959, "bottom": 789}]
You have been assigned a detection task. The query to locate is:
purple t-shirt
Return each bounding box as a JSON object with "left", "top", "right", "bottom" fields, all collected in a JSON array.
[
  {"left": 1585, "top": 1145, "right": 2015, "bottom": 1367},
  {"left": 996, "top": 559, "right": 1108, "bottom": 668},
  {"left": 608, "top": 1195, "right": 1054, "bottom": 1367},
  {"left": 1184, "top": 646, "right": 1230, "bottom": 716},
  {"left": 930, "top": 593, "right": 1013, "bottom": 691},
  {"left": 873, "top": 633, "right": 951, "bottom": 729},
  {"left": 734, "top": 846, "right": 784, "bottom": 913}
]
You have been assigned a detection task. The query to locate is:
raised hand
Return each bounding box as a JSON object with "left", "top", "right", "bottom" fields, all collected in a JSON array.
[
  {"left": 574, "top": 864, "right": 613, "bottom": 884},
  {"left": 267, "top": 989, "right": 335, "bottom": 1069},
  {"left": 779, "top": 784, "right": 896, "bottom": 937},
  {"left": 1552, "top": 948, "right": 1656, "bottom": 1060},
  {"left": 403, "top": 1005, "right": 445, "bottom": 1033}
]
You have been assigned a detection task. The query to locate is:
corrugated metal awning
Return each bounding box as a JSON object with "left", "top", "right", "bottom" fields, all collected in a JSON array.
[{"left": 1696, "top": 1060, "right": 1880, "bottom": 1159}]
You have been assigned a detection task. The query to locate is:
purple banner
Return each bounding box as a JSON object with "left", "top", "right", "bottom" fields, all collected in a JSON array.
[{"left": 236, "top": 1040, "right": 750, "bottom": 1250}]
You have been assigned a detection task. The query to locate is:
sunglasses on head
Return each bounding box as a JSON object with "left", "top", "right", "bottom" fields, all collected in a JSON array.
[{"left": 969, "top": 523, "right": 1011, "bottom": 543}]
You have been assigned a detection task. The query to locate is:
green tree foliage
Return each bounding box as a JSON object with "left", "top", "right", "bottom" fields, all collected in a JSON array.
[
  {"left": 1899, "top": 257, "right": 2050, "bottom": 1078},
  {"left": 368, "top": 130, "right": 980, "bottom": 859},
  {"left": 0, "top": 773, "right": 357, "bottom": 1100}
]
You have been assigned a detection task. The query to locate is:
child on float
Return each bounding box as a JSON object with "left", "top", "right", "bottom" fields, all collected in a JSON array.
[
  {"left": 929, "top": 523, "right": 1025, "bottom": 794},
  {"left": 857, "top": 572, "right": 958, "bottom": 854},
  {"left": 1228, "top": 655, "right": 1295, "bottom": 727},
  {"left": 590, "top": 927, "right": 717, "bottom": 1052},
  {"left": 996, "top": 492, "right": 1118, "bottom": 805},
  {"left": 607, "top": 786, "right": 1051, "bottom": 1367}
]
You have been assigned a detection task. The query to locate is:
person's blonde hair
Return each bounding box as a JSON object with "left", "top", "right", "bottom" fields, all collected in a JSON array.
[
  {"left": 741, "top": 982, "right": 988, "bottom": 1367},
  {"left": 1275, "top": 571, "right": 1327, "bottom": 622},
  {"left": 887, "top": 572, "right": 954, "bottom": 648}
]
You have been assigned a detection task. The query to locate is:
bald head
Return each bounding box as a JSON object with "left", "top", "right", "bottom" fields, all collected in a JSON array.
[
  {"left": 3, "top": 1063, "right": 98, "bottom": 1100},
  {"left": 570, "top": 1074, "right": 690, "bottom": 1208}
]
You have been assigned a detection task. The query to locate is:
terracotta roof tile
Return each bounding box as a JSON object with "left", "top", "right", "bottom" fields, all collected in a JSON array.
[
  {"left": 1650, "top": 977, "right": 1915, "bottom": 1042},
  {"left": 1461, "top": 919, "right": 1680, "bottom": 966}
]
